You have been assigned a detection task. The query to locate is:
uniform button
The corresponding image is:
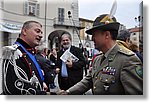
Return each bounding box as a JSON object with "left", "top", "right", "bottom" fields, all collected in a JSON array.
[
  {"left": 29, "top": 63, "right": 31, "bottom": 65},
  {"left": 24, "top": 55, "right": 26, "bottom": 57},
  {"left": 93, "top": 86, "right": 96, "bottom": 89},
  {"left": 95, "top": 77, "right": 98, "bottom": 79},
  {"left": 105, "top": 78, "right": 108, "bottom": 82},
  {"left": 32, "top": 51, "right": 34, "bottom": 54}
]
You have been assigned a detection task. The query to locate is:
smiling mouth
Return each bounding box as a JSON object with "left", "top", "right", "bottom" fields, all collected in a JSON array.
[{"left": 36, "top": 38, "right": 41, "bottom": 42}]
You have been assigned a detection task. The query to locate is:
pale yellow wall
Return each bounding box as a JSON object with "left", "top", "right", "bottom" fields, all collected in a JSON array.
[{"left": 1, "top": 0, "right": 80, "bottom": 47}]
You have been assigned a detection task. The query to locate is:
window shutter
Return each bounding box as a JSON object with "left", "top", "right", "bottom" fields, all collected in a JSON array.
[
  {"left": 24, "top": 1, "right": 28, "bottom": 15},
  {"left": 36, "top": 4, "right": 40, "bottom": 16}
]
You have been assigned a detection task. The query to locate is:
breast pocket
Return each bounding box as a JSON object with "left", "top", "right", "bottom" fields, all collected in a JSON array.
[
  {"left": 99, "top": 66, "right": 116, "bottom": 84},
  {"left": 100, "top": 74, "right": 115, "bottom": 84}
]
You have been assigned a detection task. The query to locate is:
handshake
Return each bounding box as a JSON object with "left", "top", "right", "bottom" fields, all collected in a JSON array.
[
  {"left": 56, "top": 90, "right": 70, "bottom": 95},
  {"left": 46, "top": 90, "right": 70, "bottom": 95}
]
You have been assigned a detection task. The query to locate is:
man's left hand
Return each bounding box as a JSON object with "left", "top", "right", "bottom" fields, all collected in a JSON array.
[
  {"left": 43, "top": 82, "right": 48, "bottom": 91},
  {"left": 66, "top": 59, "right": 73, "bottom": 68}
]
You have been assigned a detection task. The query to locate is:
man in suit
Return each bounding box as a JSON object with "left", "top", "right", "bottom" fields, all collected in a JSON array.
[
  {"left": 58, "top": 14, "right": 143, "bottom": 95},
  {"left": 56, "top": 33, "right": 85, "bottom": 90}
]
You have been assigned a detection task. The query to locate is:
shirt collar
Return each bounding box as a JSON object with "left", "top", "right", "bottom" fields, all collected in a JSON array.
[
  {"left": 16, "top": 38, "right": 36, "bottom": 55},
  {"left": 104, "top": 43, "right": 117, "bottom": 58},
  {"left": 16, "top": 38, "right": 32, "bottom": 49}
]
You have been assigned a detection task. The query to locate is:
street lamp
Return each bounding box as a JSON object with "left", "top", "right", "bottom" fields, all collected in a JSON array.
[{"left": 134, "top": 16, "right": 143, "bottom": 27}]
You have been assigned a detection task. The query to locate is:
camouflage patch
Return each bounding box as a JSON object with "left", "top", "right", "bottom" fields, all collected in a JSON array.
[{"left": 135, "top": 66, "right": 143, "bottom": 78}]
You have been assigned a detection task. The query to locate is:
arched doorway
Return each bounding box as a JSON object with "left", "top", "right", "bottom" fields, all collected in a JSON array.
[{"left": 48, "top": 30, "right": 70, "bottom": 51}]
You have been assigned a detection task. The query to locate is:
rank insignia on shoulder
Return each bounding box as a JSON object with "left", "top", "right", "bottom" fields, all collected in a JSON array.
[{"left": 118, "top": 46, "right": 134, "bottom": 56}]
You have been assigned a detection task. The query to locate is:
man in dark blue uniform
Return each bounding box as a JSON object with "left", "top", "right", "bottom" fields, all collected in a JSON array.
[{"left": 2, "top": 21, "right": 49, "bottom": 95}]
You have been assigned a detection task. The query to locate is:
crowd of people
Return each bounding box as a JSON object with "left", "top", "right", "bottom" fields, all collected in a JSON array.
[{"left": 1, "top": 13, "right": 143, "bottom": 95}]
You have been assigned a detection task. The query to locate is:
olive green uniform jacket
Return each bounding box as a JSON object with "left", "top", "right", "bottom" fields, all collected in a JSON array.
[{"left": 68, "top": 44, "right": 143, "bottom": 95}]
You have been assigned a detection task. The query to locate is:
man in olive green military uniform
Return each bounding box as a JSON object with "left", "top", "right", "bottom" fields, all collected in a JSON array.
[{"left": 58, "top": 14, "right": 143, "bottom": 95}]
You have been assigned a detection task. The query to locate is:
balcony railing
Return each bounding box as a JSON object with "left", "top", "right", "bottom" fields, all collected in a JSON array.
[{"left": 53, "top": 18, "right": 84, "bottom": 29}]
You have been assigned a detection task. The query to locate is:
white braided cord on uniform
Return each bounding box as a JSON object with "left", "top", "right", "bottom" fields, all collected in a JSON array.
[{"left": 2, "top": 45, "right": 43, "bottom": 94}]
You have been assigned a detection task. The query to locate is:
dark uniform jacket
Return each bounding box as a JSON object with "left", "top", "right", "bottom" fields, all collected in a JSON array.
[
  {"left": 2, "top": 38, "right": 46, "bottom": 95},
  {"left": 35, "top": 53, "right": 56, "bottom": 86},
  {"left": 68, "top": 44, "right": 143, "bottom": 95},
  {"left": 56, "top": 46, "right": 85, "bottom": 90}
]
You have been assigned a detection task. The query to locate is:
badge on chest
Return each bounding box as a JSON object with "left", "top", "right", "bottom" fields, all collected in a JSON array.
[{"left": 99, "top": 66, "right": 116, "bottom": 91}]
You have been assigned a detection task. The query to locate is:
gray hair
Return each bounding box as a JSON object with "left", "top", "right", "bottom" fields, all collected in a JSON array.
[
  {"left": 117, "top": 30, "right": 131, "bottom": 42},
  {"left": 22, "top": 21, "right": 42, "bottom": 29},
  {"left": 36, "top": 44, "right": 46, "bottom": 54},
  {"left": 61, "top": 33, "right": 72, "bottom": 41}
]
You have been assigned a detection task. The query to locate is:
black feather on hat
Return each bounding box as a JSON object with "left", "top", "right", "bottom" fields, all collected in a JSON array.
[{"left": 86, "top": 14, "right": 120, "bottom": 35}]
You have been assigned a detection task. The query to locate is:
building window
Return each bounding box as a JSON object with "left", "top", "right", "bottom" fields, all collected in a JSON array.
[
  {"left": 133, "top": 33, "right": 136, "bottom": 35},
  {"left": 58, "top": 8, "right": 65, "bottom": 23},
  {"left": 28, "top": 2, "right": 36, "bottom": 16},
  {"left": 24, "top": 1, "right": 40, "bottom": 16},
  {"left": 2, "top": 32, "right": 9, "bottom": 46},
  {"left": 0, "top": 0, "right": 4, "bottom": 8}
]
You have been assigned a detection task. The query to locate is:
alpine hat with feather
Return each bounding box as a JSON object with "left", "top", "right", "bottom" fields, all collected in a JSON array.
[{"left": 86, "top": 14, "right": 120, "bottom": 35}]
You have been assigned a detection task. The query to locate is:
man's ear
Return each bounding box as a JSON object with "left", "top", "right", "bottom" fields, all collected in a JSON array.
[
  {"left": 105, "top": 31, "right": 110, "bottom": 39},
  {"left": 21, "top": 29, "right": 27, "bottom": 36}
]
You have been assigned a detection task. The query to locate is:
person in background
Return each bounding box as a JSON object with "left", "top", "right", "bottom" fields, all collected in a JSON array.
[
  {"left": 43, "top": 48, "right": 49, "bottom": 58},
  {"left": 35, "top": 46, "right": 56, "bottom": 92},
  {"left": 48, "top": 48, "right": 57, "bottom": 89},
  {"left": 2, "top": 21, "right": 50, "bottom": 95},
  {"left": 139, "top": 44, "right": 143, "bottom": 58},
  {"left": 49, "top": 48, "right": 57, "bottom": 65},
  {"left": 129, "top": 43, "right": 143, "bottom": 63},
  {"left": 56, "top": 33, "right": 85, "bottom": 91},
  {"left": 117, "top": 29, "right": 131, "bottom": 49},
  {"left": 117, "top": 29, "right": 143, "bottom": 62},
  {"left": 89, "top": 49, "right": 101, "bottom": 73},
  {"left": 79, "top": 43, "right": 89, "bottom": 76}
]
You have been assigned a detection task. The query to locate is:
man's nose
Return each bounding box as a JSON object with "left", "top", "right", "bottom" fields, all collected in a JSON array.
[
  {"left": 64, "top": 40, "right": 68, "bottom": 43},
  {"left": 39, "top": 34, "right": 43, "bottom": 38}
]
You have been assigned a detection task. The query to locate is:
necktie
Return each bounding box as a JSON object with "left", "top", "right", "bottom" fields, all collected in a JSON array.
[
  {"left": 100, "top": 55, "right": 106, "bottom": 65},
  {"left": 61, "top": 61, "right": 68, "bottom": 77}
]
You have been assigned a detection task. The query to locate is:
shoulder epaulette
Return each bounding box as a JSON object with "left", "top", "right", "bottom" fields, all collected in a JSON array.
[
  {"left": 2, "top": 44, "right": 22, "bottom": 59},
  {"left": 2, "top": 44, "right": 19, "bottom": 51},
  {"left": 118, "top": 46, "right": 135, "bottom": 56}
]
